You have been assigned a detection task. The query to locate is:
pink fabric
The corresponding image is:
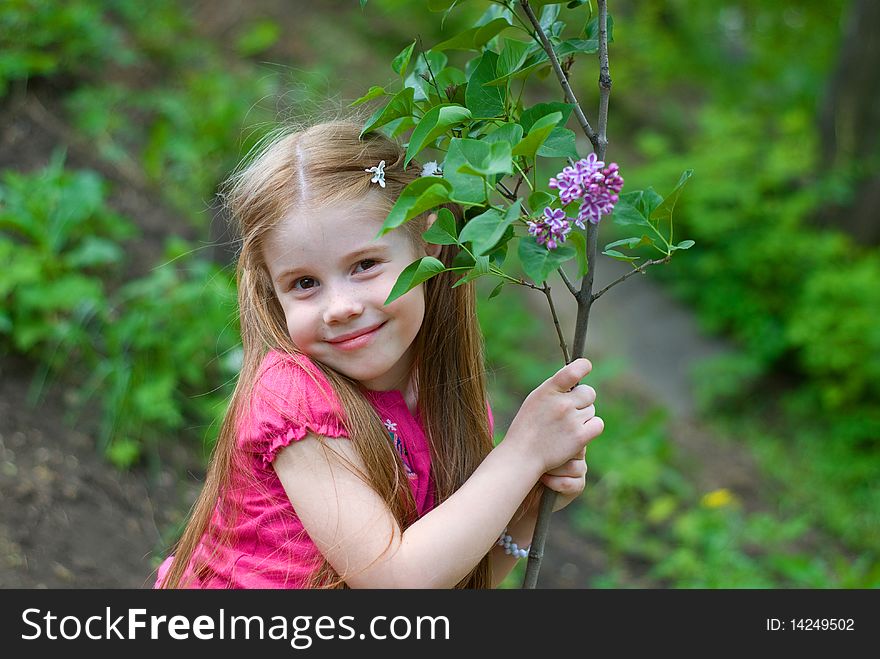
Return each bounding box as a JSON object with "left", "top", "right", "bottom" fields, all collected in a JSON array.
[{"left": 155, "top": 350, "right": 494, "bottom": 589}]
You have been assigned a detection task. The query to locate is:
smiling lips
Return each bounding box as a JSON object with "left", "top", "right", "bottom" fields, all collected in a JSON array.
[{"left": 326, "top": 322, "right": 386, "bottom": 350}]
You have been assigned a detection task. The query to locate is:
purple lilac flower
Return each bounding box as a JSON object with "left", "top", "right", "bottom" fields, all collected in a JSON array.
[
  {"left": 549, "top": 155, "right": 624, "bottom": 227},
  {"left": 527, "top": 207, "right": 572, "bottom": 250}
]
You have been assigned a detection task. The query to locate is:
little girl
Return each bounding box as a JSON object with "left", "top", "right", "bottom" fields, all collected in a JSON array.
[{"left": 156, "top": 120, "right": 604, "bottom": 589}]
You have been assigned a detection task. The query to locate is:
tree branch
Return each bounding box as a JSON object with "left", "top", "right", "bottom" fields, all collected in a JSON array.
[
  {"left": 519, "top": 0, "right": 612, "bottom": 590},
  {"left": 591, "top": 256, "right": 671, "bottom": 303},
  {"left": 557, "top": 266, "right": 578, "bottom": 297},
  {"left": 541, "top": 283, "right": 570, "bottom": 363},
  {"left": 519, "top": 0, "right": 599, "bottom": 153}
]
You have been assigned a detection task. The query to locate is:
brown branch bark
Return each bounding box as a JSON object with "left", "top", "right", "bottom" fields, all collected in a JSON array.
[{"left": 519, "top": 0, "right": 612, "bottom": 590}]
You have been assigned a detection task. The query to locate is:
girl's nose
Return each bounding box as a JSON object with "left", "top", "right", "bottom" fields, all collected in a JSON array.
[{"left": 323, "top": 289, "right": 365, "bottom": 324}]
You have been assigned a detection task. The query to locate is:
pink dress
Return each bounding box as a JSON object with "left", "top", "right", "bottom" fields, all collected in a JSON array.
[{"left": 155, "top": 350, "right": 493, "bottom": 588}]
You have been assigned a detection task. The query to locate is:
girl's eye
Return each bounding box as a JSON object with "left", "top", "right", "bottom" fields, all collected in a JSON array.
[
  {"left": 287, "top": 260, "right": 379, "bottom": 292},
  {"left": 291, "top": 277, "right": 317, "bottom": 291}
]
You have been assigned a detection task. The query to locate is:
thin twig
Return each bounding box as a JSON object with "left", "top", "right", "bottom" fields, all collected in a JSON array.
[
  {"left": 541, "top": 284, "right": 570, "bottom": 363},
  {"left": 591, "top": 256, "right": 671, "bottom": 303},
  {"left": 596, "top": 0, "right": 612, "bottom": 156},
  {"left": 519, "top": 0, "right": 599, "bottom": 152},
  {"left": 557, "top": 266, "right": 578, "bottom": 297},
  {"left": 520, "top": 0, "right": 613, "bottom": 590}
]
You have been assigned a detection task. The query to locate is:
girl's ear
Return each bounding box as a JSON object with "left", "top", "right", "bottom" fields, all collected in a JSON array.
[{"left": 424, "top": 212, "right": 442, "bottom": 258}]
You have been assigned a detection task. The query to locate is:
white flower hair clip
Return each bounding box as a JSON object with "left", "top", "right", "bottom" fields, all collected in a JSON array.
[
  {"left": 365, "top": 160, "right": 386, "bottom": 188},
  {"left": 420, "top": 160, "right": 443, "bottom": 177}
]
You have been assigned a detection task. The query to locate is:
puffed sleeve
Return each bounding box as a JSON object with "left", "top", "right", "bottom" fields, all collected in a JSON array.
[{"left": 240, "top": 351, "right": 349, "bottom": 468}]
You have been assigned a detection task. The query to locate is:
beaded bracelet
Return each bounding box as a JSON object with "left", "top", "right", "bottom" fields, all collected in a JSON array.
[{"left": 497, "top": 528, "right": 530, "bottom": 559}]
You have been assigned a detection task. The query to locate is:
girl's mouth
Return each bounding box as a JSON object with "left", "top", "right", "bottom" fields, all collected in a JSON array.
[{"left": 327, "top": 322, "right": 386, "bottom": 351}]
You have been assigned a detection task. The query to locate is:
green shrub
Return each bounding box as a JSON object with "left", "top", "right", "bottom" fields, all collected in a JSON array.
[
  {"left": 89, "top": 239, "right": 241, "bottom": 469},
  {"left": 0, "top": 153, "right": 136, "bottom": 366},
  {"left": 0, "top": 0, "right": 134, "bottom": 96}
]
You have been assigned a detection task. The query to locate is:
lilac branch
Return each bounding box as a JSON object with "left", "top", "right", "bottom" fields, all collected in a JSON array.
[
  {"left": 519, "top": 0, "right": 600, "bottom": 153},
  {"left": 518, "top": 0, "right": 612, "bottom": 590},
  {"left": 591, "top": 256, "right": 671, "bottom": 303}
]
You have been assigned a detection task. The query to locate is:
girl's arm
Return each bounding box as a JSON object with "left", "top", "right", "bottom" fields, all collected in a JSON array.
[
  {"left": 274, "top": 359, "right": 600, "bottom": 588},
  {"left": 488, "top": 455, "right": 588, "bottom": 587},
  {"left": 275, "top": 430, "right": 540, "bottom": 588}
]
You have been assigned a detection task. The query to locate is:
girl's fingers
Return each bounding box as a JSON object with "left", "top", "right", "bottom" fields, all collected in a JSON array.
[
  {"left": 571, "top": 383, "right": 597, "bottom": 409},
  {"left": 544, "top": 458, "right": 588, "bottom": 479},
  {"left": 579, "top": 404, "right": 596, "bottom": 422},
  {"left": 540, "top": 473, "right": 586, "bottom": 494}
]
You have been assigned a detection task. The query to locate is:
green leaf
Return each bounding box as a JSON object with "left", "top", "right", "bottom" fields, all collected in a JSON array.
[
  {"left": 361, "top": 87, "right": 415, "bottom": 136},
  {"left": 528, "top": 190, "right": 555, "bottom": 213},
  {"left": 497, "top": 38, "right": 532, "bottom": 79},
  {"left": 512, "top": 111, "right": 561, "bottom": 159},
  {"left": 455, "top": 139, "right": 513, "bottom": 177},
  {"left": 642, "top": 187, "right": 663, "bottom": 217},
  {"left": 405, "top": 51, "right": 449, "bottom": 102},
  {"left": 488, "top": 281, "right": 505, "bottom": 299},
  {"left": 428, "top": 0, "right": 458, "bottom": 11},
  {"left": 474, "top": 17, "right": 513, "bottom": 49},
  {"left": 434, "top": 66, "right": 467, "bottom": 102},
  {"left": 611, "top": 191, "right": 652, "bottom": 228},
  {"left": 567, "top": 230, "right": 589, "bottom": 278},
  {"left": 350, "top": 86, "right": 387, "bottom": 107},
  {"left": 443, "top": 139, "right": 487, "bottom": 205},
  {"left": 107, "top": 438, "right": 141, "bottom": 470},
  {"left": 484, "top": 122, "right": 524, "bottom": 148},
  {"left": 537, "top": 127, "right": 579, "bottom": 159},
  {"left": 602, "top": 249, "right": 640, "bottom": 263},
  {"left": 518, "top": 236, "right": 576, "bottom": 285},
  {"left": 465, "top": 50, "right": 504, "bottom": 119},
  {"left": 235, "top": 20, "right": 281, "bottom": 57},
  {"left": 496, "top": 50, "right": 550, "bottom": 84},
  {"left": 405, "top": 104, "right": 472, "bottom": 167},
  {"left": 64, "top": 236, "right": 124, "bottom": 269},
  {"left": 422, "top": 207, "right": 459, "bottom": 245},
  {"left": 520, "top": 102, "right": 574, "bottom": 134},
  {"left": 380, "top": 177, "right": 453, "bottom": 235},
  {"left": 488, "top": 228, "right": 512, "bottom": 266},
  {"left": 672, "top": 239, "right": 695, "bottom": 251},
  {"left": 459, "top": 200, "right": 521, "bottom": 256},
  {"left": 451, "top": 254, "right": 491, "bottom": 288},
  {"left": 584, "top": 15, "right": 614, "bottom": 42},
  {"left": 451, "top": 249, "right": 475, "bottom": 269},
  {"left": 385, "top": 256, "right": 447, "bottom": 305},
  {"left": 651, "top": 169, "right": 694, "bottom": 225},
  {"left": 392, "top": 40, "right": 417, "bottom": 78},
  {"left": 605, "top": 236, "right": 652, "bottom": 251},
  {"left": 434, "top": 17, "right": 510, "bottom": 51},
  {"left": 556, "top": 38, "right": 599, "bottom": 57}
]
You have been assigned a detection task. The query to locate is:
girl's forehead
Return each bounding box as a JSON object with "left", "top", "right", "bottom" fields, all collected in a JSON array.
[{"left": 279, "top": 195, "right": 387, "bottom": 239}]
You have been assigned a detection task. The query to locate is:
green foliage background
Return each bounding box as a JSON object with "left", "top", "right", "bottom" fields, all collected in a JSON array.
[{"left": 0, "top": 0, "right": 876, "bottom": 586}]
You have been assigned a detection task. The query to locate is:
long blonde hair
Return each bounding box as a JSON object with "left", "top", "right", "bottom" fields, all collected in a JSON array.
[{"left": 162, "top": 119, "right": 494, "bottom": 588}]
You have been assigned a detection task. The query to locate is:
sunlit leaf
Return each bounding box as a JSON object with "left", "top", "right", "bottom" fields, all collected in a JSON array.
[
  {"left": 392, "top": 40, "right": 416, "bottom": 78},
  {"left": 512, "top": 111, "right": 561, "bottom": 159},
  {"left": 361, "top": 86, "right": 415, "bottom": 136},
  {"left": 405, "top": 104, "right": 472, "bottom": 167},
  {"left": 384, "top": 257, "right": 447, "bottom": 305},
  {"left": 422, "top": 207, "right": 459, "bottom": 245},
  {"left": 380, "top": 177, "right": 452, "bottom": 234}
]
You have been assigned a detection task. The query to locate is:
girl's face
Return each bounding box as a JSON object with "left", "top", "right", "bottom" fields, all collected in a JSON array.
[{"left": 263, "top": 192, "right": 440, "bottom": 392}]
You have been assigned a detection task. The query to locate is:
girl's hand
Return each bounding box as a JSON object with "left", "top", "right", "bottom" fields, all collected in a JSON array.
[
  {"left": 541, "top": 455, "right": 588, "bottom": 512},
  {"left": 504, "top": 358, "right": 603, "bottom": 476},
  {"left": 514, "top": 453, "right": 588, "bottom": 523}
]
